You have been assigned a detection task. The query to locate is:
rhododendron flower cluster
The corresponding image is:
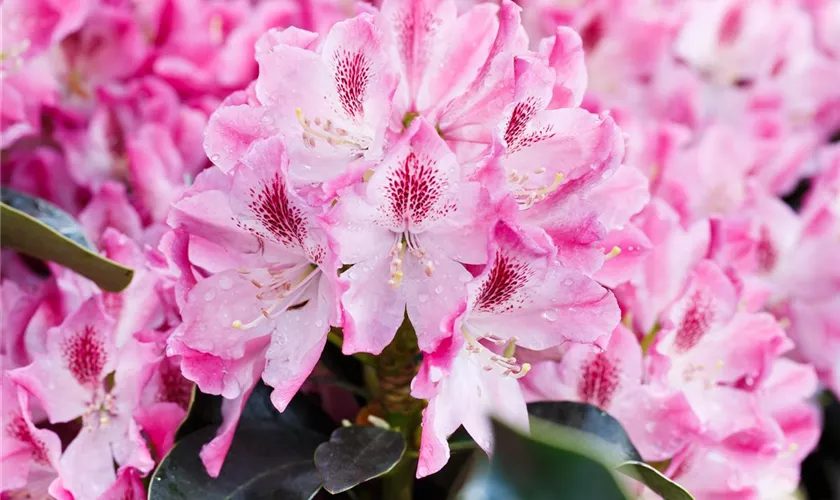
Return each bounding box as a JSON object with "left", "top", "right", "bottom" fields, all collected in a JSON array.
[{"left": 2, "top": 0, "right": 838, "bottom": 499}]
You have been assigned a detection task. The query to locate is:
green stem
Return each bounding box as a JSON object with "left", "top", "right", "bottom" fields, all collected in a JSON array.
[{"left": 377, "top": 316, "right": 423, "bottom": 500}]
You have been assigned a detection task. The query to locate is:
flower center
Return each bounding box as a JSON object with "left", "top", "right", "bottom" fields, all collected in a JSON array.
[
  {"left": 0, "top": 39, "right": 30, "bottom": 76},
  {"left": 231, "top": 263, "right": 320, "bottom": 330},
  {"left": 462, "top": 328, "right": 531, "bottom": 378},
  {"left": 387, "top": 233, "right": 435, "bottom": 289},
  {"left": 509, "top": 170, "right": 565, "bottom": 209},
  {"left": 296, "top": 108, "right": 365, "bottom": 153},
  {"left": 83, "top": 392, "right": 118, "bottom": 430}
]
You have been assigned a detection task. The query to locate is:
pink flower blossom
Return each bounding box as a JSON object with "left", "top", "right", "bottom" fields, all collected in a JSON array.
[
  {"left": 328, "top": 120, "right": 492, "bottom": 354},
  {"left": 411, "top": 221, "right": 619, "bottom": 476},
  {"left": 9, "top": 298, "right": 156, "bottom": 499},
  {"left": 524, "top": 324, "right": 700, "bottom": 461},
  {"left": 0, "top": 375, "right": 63, "bottom": 496}
]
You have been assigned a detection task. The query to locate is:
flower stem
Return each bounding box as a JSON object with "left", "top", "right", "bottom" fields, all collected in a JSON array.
[{"left": 377, "top": 316, "right": 423, "bottom": 500}]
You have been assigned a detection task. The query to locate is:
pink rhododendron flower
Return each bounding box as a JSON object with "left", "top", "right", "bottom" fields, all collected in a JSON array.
[
  {"left": 524, "top": 324, "right": 700, "bottom": 461},
  {"left": 412, "top": 220, "right": 619, "bottom": 476},
  {"left": 329, "top": 120, "right": 491, "bottom": 354},
  {"left": 0, "top": 375, "right": 63, "bottom": 496},
  {"left": 9, "top": 298, "right": 156, "bottom": 498},
  {"left": 3, "top": 0, "right": 836, "bottom": 497}
]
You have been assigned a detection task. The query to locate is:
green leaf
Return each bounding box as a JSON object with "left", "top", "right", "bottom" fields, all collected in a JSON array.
[
  {"left": 527, "top": 401, "right": 642, "bottom": 463},
  {"left": 457, "top": 418, "right": 630, "bottom": 500},
  {"left": 314, "top": 426, "right": 406, "bottom": 494},
  {"left": 0, "top": 189, "right": 133, "bottom": 292},
  {"left": 150, "top": 383, "right": 336, "bottom": 500},
  {"left": 617, "top": 461, "right": 694, "bottom": 500},
  {"left": 527, "top": 402, "right": 694, "bottom": 499},
  {"left": 149, "top": 424, "right": 323, "bottom": 500}
]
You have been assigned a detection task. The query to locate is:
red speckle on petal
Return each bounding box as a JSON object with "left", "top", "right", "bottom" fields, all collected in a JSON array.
[
  {"left": 156, "top": 361, "right": 193, "bottom": 410},
  {"left": 474, "top": 252, "right": 531, "bottom": 314},
  {"left": 101, "top": 292, "right": 124, "bottom": 318},
  {"left": 62, "top": 324, "right": 107, "bottom": 386},
  {"left": 334, "top": 51, "right": 370, "bottom": 118},
  {"left": 718, "top": 4, "right": 744, "bottom": 45},
  {"left": 6, "top": 415, "right": 49, "bottom": 465},
  {"left": 674, "top": 291, "right": 715, "bottom": 353},
  {"left": 245, "top": 174, "right": 306, "bottom": 248},
  {"left": 578, "top": 351, "right": 619, "bottom": 409},
  {"left": 756, "top": 226, "right": 777, "bottom": 273},
  {"left": 503, "top": 97, "right": 555, "bottom": 154},
  {"left": 383, "top": 151, "right": 453, "bottom": 228}
]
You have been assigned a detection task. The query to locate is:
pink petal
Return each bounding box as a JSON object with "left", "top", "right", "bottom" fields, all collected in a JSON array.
[
  {"left": 262, "top": 280, "right": 330, "bottom": 411},
  {"left": 340, "top": 254, "right": 407, "bottom": 355},
  {"left": 204, "top": 101, "right": 274, "bottom": 174},
  {"left": 59, "top": 424, "right": 118, "bottom": 499},
  {"left": 403, "top": 249, "right": 471, "bottom": 352},
  {"left": 134, "top": 402, "right": 186, "bottom": 461},
  {"left": 98, "top": 467, "right": 146, "bottom": 500},
  {"left": 10, "top": 298, "right": 116, "bottom": 423},
  {"left": 594, "top": 225, "right": 652, "bottom": 288},
  {"left": 200, "top": 381, "right": 258, "bottom": 478},
  {"left": 366, "top": 119, "right": 462, "bottom": 233},
  {"left": 466, "top": 222, "right": 619, "bottom": 349},
  {"left": 540, "top": 26, "right": 587, "bottom": 109}
]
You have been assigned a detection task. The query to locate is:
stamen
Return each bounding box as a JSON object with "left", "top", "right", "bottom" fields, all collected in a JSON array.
[
  {"left": 513, "top": 173, "right": 565, "bottom": 209},
  {"left": 209, "top": 14, "right": 224, "bottom": 44},
  {"left": 604, "top": 246, "right": 621, "bottom": 260},
  {"left": 388, "top": 238, "right": 406, "bottom": 289},
  {"left": 462, "top": 329, "right": 531, "bottom": 378},
  {"left": 231, "top": 266, "right": 320, "bottom": 329},
  {"left": 295, "top": 108, "right": 363, "bottom": 148}
]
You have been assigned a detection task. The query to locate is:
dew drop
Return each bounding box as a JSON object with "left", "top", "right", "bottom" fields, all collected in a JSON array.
[
  {"left": 434, "top": 285, "right": 444, "bottom": 294},
  {"left": 645, "top": 422, "right": 655, "bottom": 433},
  {"left": 219, "top": 277, "right": 233, "bottom": 290},
  {"left": 563, "top": 278, "right": 573, "bottom": 286},
  {"left": 204, "top": 290, "right": 216, "bottom": 302},
  {"left": 210, "top": 153, "right": 221, "bottom": 162},
  {"left": 418, "top": 294, "right": 429, "bottom": 303},
  {"left": 542, "top": 310, "right": 558, "bottom": 322}
]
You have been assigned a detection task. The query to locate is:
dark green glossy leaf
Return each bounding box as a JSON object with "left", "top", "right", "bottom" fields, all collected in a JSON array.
[
  {"left": 528, "top": 402, "right": 694, "bottom": 499},
  {"left": 457, "top": 418, "right": 629, "bottom": 500},
  {"left": 527, "top": 401, "right": 642, "bottom": 463},
  {"left": 151, "top": 384, "right": 336, "bottom": 500},
  {"left": 1, "top": 187, "right": 93, "bottom": 248},
  {"left": 314, "top": 426, "right": 406, "bottom": 494},
  {"left": 617, "top": 461, "right": 694, "bottom": 500},
  {"left": 0, "top": 189, "right": 132, "bottom": 292},
  {"left": 149, "top": 424, "right": 322, "bottom": 500}
]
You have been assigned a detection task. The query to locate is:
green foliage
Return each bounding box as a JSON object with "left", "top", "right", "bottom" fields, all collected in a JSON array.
[{"left": 1, "top": 189, "right": 133, "bottom": 291}]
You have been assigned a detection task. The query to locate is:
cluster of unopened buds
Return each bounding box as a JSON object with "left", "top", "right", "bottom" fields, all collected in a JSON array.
[{"left": 2, "top": 0, "right": 840, "bottom": 498}]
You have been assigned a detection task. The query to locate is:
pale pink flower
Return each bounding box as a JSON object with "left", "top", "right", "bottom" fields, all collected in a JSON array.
[
  {"left": 328, "top": 120, "right": 493, "bottom": 354},
  {"left": 524, "top": 324, "right": 700, "bottom": 461},
  {"left": 411, "top": 221, "right": 619, "bottom": 477},
  {"left": 248, "top": 13, "right": 398, "bottom": 182},
  {"left": 9, "top": 298, "right": 156, "bottom": 499},
  {"left": 167, "top": 138, "right": 341, "bottom": 475},
  {"left": 651, "top": 261, "right": 793, "bottom": 440},
  {"left": 0, "top": 375, "right": 63, "bottom": 497}
]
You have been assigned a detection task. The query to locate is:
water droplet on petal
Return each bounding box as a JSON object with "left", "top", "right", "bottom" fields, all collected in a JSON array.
[
  {"left": 418, "top": 294, "right": 429, "bottom": 303},
  {"left": 204, "top": 290, "right": 216, "bottom": 302},
  {"left": 219, "top": 277, "right": 233, "bottom": 290},
  {"left": 210, "top": 153, "right": 221, "bottom": 162},
  {"left": 645, "top": 422, "right": 655, "bottom": 433},
  {"left": 542, "top": 310, "right": 558, "bottom": 322},
  {"left": 434, "top": 285, "right": 443, "bottom": 295},
  {"left": 563, "top": 278, "right": 573, "bottom": 286}
]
